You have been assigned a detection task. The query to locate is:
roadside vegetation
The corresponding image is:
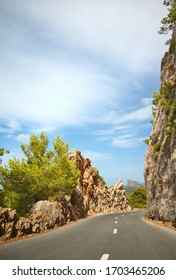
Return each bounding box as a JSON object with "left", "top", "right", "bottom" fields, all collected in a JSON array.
[{"left": 0, "top": 132, "right": 79, "bottom": 216}]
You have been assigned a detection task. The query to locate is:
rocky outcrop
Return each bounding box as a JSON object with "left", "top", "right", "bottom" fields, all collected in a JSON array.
[
  {"left": 70, "top": 149, "right": 131, "bottom": 215},
  {"left": 0, "top": 208, "right": 19, "bottom": 239},
  {"left": 144, "top": 29, "right": 176, "bottom": 227},
  {"left": 0, "top": 150, "right": 131, "bottom": 240},
  {"left": 0, "top": 194, "right": 78, "bottom": 239},
  {"left": 29, "top": 193, "right": 78, "bottom": 230}
]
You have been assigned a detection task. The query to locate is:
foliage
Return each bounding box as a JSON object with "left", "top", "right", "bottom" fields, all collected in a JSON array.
[
  {"left": 0, "top": 148, "right": 10, "bottom": 164},
  {"left": 143, "top": 138, "right": 150, "bottom": 145},
  {"left": 148, "top": 81, "right": 176, "bottom": 160},
  {"left": 0, "top": 189, "right": 5, "bottom": 208},
  {"left": 98, "top": 175, "right": 107, "bottom": 185},
  {"left": 152, "top": 91, "right": 161, "bottom": 106},
  {"left": 159, "top": 1, "right": 176, "bottom": 34},
  {"left": 152, "top": 82, "right": 176, "bottom": 138},
  {"left": 159, "top": 0, "right": 176, "bottom": 47},
  {"left": 125, "top": 186, "right": 144, "bottom": 193},
  {"left": 0, "top": 133, "right": 79, "bottom": 216},
  {"left": 153, "top": 142, "right": 162, "bottom": 160},
  {"left": 91, "top": 167, "right": 106, "bottom": 185},
  {"left": 127, "top": 188, "right": 147, "bottom": 209}
]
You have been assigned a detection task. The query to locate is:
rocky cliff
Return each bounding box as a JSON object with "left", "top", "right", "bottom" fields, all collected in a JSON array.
[
  {"left": 0, "top": 150, "right": 131, "bottom": 240},
  {"left": 144, "top": 29, "right": 176, "bottom": 226}
]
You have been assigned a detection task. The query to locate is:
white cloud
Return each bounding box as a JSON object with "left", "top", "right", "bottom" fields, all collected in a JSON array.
[
  {"left": 16, "top": 134, "right": 30, "bottom": 143},
  {"left": 0, "top": 0, "right": 167, "bottom": 135},
  {"left": 95, "top": 103, "right": 152, "bottom": 147},
  {"left": 4, "top": 0, "right": 167, "bottom": 72},
  {"left": 100, "top": 126, "right": 128, "bottom": 134},
  {"left": 0, "top": 119, "right": 20, "bottom": 135},
  {"left": 120, "top": 106, "right": 152, "bottom": 123},
  {"left": 102, "top": 105, "right": 152, "bottom": 125},
  {"left": 81, "top": 150, "right": 111, "bottom": 162},
  {"left": 95, "top": 126, "right": 128, "bottom": 138},
  {"left": 141, "top": 98, "right": 153, "bottom": 106},
  {"left": 112, "top": 134, "right": 142, "bottom": 148},
  {"left": 1, "top": 56, "right": 117, "bottom": 131}
]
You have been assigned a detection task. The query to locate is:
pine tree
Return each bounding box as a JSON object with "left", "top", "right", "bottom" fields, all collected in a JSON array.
[{"left": 0, "top": 133, "right": 79, "bottom": 216}]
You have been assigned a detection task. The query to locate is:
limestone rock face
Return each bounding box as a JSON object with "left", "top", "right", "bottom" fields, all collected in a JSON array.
[{"left": 144, "top": 29, "right": 176, "bottom": 226}]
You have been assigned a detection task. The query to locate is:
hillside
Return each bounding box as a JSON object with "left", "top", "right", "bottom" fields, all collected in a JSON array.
[{"left": 126, "top": 180, "right": 145, "bottom": 193}]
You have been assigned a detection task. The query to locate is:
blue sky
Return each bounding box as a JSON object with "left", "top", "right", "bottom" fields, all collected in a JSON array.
[{"left": 0, "top": 0, "right": 169, "bottom": 185}]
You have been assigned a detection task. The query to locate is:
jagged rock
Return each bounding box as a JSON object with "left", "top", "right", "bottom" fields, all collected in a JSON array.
[
  {"left": 16, "top": 218, "right": 32, "bottom": 236},
  {"left": 69, "top": 150, "right": 131, "bottom": 215},
  {"left": 107, "top": 180, "right": 131, "bottom": 212},
  {"left": 0, "top": 207, "right": 19, "bottom": 239},
  {"left": 32, "top": 223, "right": 40, "bottom": 233},
  {"left": 71, "top": 184, "right": 86, "bottom": 218},
  {"left": 144, "top": 28, "right": 176, "bottom": 224}
]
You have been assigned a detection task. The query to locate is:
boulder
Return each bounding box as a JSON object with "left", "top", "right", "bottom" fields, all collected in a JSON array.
[{"left": 29, "top": 193, "right": 78, "bottom": 232}]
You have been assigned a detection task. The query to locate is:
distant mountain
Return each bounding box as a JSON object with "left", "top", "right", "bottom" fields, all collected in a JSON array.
[{"left": 126, "top": 180, "right": 145, "bottom": 193}]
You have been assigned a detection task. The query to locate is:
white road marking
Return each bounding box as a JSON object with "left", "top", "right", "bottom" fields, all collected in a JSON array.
[
  {"left": 115, "top": 217, "right": 118, "bottom": 220},
  {"left": 115, "top": 221, "right": 118, "bottom": 224},
  {"left": 113, "top": 229, "right": 118, "bottom": 234},
  {"left": 100, "top": 254, "right": 109, "bottom": 260}
]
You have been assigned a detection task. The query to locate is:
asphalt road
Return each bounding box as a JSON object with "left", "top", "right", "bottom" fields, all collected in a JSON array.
[{"left": 0, "top": 211, "right": 176, "bottom": 260}]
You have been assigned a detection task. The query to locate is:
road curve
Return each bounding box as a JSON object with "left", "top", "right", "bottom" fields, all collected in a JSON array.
[{"left": 0, "top": 211, "right": 176, "bottom": 260}]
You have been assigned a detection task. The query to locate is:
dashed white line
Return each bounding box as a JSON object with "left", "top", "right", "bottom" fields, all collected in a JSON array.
[
  {"left": 113, "top": 229, "right": 118, "bottom": 234},
  {"left": 100, "top": 254, "right": 109, "bottom": 260},
  {"left": 115, "top": 221, "right": 118, "bottom": 224},
  {"left": 115, "top": 217, "right": 118, "bottom": 219}
]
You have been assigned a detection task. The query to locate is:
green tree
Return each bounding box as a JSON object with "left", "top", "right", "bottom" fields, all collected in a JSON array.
[
  {"left": 159, "top": 0, "right": 176, "bottom": 47},
  {"left": 159, "top": 0, "right": 176, "bottom": 35},
  {"left": 53, "top": 135, "right": 69, "bottom": 158},
  {"left": 0, "top": 189, "right": 5, "bottom": 208},
  {"left": 127, "top": 188, "right": 147, "bottom": 209},
  {"left": 21, "top": 132, "right": 52, "bottom": 165},
  {"left": 0, "top": 148, "right": 10, "bottom": 164},
  {"left": 0, "top": 148, "right": 10, "bottom": 208},
  {"left": 0, "top": 133, "right": 79, "bottom": 216}
]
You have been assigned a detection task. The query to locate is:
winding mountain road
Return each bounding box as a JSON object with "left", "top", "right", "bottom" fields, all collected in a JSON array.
[{"left": 0, "top": 211, "right": 176, "bottom": 260}]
